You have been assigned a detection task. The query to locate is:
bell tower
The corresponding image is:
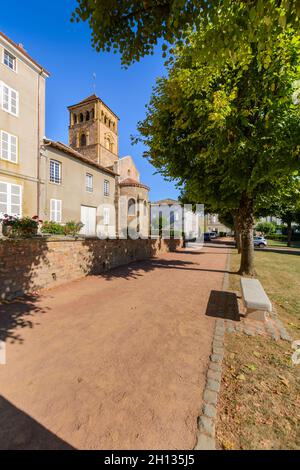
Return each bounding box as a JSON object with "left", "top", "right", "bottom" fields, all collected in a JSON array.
[{"left": 68, "top": 94, "right": 119, "bottom": 168}]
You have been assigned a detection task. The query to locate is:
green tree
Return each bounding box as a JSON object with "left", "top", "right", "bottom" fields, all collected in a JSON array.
[
  {"left": 135, "top": 7, "right": 300, "bottom": 275},
  {"left": 256, "top": 176, "right": 300, "bottom": 246},
  {"left": 72, "top": 0, "right": 300, "bottom": 66},
  {"left": 255, "top": 221, "right": 277, "bottom": 236}
]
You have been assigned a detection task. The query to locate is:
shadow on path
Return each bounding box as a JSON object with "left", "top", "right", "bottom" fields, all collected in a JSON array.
[
  {"left": 0, "top": 396, "right": 74, "bottom": 450},
  {"left": 0, "top": 295, "right": 48, "bottom": 344},
  {"left": 101, "top": 257, "right": 238, "bottom": 281},
  {"left": 205, "top": 290, "right": 240, "bottom": 321}
]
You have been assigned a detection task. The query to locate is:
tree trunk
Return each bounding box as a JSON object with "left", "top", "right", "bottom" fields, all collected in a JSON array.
[
  {"left": 238, "top": 194, "right": 256, "bottom": 276},
  {"left": 233, "top": 213, "right": 241, "bottom": 253},
  {"left": 287, "top": 221, "right": 292, "bottom": 247}
]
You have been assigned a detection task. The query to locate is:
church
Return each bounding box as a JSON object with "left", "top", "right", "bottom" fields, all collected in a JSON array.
[{"left": 42, "top": 94, "right": 150, "bottom": 237}]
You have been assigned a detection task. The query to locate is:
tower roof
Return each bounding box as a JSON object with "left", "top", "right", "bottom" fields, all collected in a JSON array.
[{"left": 68, "top": 94, "right": 119, "bottom": 119}]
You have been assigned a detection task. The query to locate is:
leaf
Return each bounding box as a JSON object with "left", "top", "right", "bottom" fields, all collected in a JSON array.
[
  {"left": 278, "top": 375, "right": 289, "bottom": 387},
  {"left": 237, "top": 374, "right": 246, "bottom": 381}
]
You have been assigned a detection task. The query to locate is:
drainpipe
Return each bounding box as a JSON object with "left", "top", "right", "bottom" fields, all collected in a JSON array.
[{"left": 37, "top": 68, "right": 44, "bottom": 217}]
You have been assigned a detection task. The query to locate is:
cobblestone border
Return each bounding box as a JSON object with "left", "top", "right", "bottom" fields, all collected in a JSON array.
[
  {"left": 195, "top": 318, "right": 225, "bottom": 450},
  {"left": 194, "top": 249, "right": 292, "bottom": 450},
  {"left": 195, "top": 250, "right": 230, "bottom": 450}
]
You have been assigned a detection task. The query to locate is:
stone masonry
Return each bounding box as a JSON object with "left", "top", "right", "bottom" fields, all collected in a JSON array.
[{"left": 0, "top": 237, "right": 183, "bottom": 300}]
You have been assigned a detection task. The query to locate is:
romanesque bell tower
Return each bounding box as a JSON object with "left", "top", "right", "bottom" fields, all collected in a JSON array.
[{"left": 68, "top": 94, "right": 119, "bottom": 168}]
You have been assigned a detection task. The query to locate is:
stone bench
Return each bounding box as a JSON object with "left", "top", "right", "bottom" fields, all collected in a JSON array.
[{"left": 240, "top": 278, "right": 272, "bottom": 322}]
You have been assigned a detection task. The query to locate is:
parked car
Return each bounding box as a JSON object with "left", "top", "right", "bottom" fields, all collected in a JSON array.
[
  {"left": 204, "top": 232, "right": 211, "bottom": 241},
  {"left": 209, "top": 232, "right": 218, "bottom": 239},
  {"left": 254, "top": 236, "right": 267, "bottom": 248}
]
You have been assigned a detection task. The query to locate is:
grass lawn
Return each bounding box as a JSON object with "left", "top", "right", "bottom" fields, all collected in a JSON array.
[
  {"left": 266, "top": 239, "right": 300, "bottom": 248},
  {"left": 216, "top": 250, "right": 300, "bottom": 450}
]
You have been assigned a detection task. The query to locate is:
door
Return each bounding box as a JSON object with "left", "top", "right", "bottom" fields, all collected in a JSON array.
[{"left": 80, "top": 205, "right": 96, "bottom": 236}]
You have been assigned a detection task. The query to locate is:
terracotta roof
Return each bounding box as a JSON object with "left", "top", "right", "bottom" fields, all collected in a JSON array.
[
  {"left": 0, "top": 31, "right": 50, "bottom": 76},
  {"left": 43, "top": 139, "right": 118, "bottom": 176},
  {"left": 68, "top": 94, "right": 119, "bottom": 119},
  {"left": 119, "top": 178, "right": 150, "bottom": 191}
]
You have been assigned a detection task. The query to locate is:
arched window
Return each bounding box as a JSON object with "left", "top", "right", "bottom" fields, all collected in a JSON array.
[
  {"left": 128, "top": 198, "right": 136, "bottom": 216},
  {"left": 91, "top": 108, "right": 95, "bottom": 119},
  {"left": 105, "top": 136, "right": 110, "bottom": 150},
  {"left": 127, "top": 169, "right": 131, "bottom": 177},
  {"left": 80, "top": 133, "right": 87, "bottom": 146},
  {"left": 109, "top": 141, "right": 114, "bottom": 153},
  {"left": 73, "top": 114, "right": 77, "bottom": 125},
  {"left": 86, "top": 111, "right": 90, "bottom": 121},
  {"left": 79, "top": 113, "right": 84, "bottom": 122}
]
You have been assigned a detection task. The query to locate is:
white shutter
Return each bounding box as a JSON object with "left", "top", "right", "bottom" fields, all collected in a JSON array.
[
  {"left": 50, "top": 199, "right": 62, "bottom": 222},
  {"left": 10, "top": 184, "right": 21, "bottom": 216},
  {"left": 56, "top": 200, "right": 62, "bottom": 222},
  {"left": 104, "top": 207, "right": 110, "bottom": 225},
  {"left": 2, "top": 84, "right": 9, "bottom": 112},
  {"left": 10, "top": 89, "right": 18, "bottom": 116},
  {"left": 10, "top": 134, "right": 17, "bottom": 162},
  {"left": 1, "top": 132, "right": 9, "bottom": 160},
  {"left": 0, "top": 182, "right": 8, "bottom": 215}
]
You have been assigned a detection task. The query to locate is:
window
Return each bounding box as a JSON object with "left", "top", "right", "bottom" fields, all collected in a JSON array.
[
  {"left": 1, "top": 82, "right": 19, "bottom": 116},
  {"left": 0, "top": 131, "right": 18, "bottom": 163},
  {"left": 50, "top": 159, "right": 61, "bottom": 184},
  {"left": 50, "top": 199, "right": 62, "bottom": 222},
  {"left": 86, "top": 111, "right": 90, "bottom": 121},
  {"left": 104, "top": 179, "right": 110, "bottom": 196},
  {"left": 0, "top": 181, "right": 22, "bottom": 216},
  {"left": 3, "top": 50, "right": 16, "bottom": 71},
  {"left": 73, "top": 114, "right": 77, "bottom": 125},
  {"left": 79, "top": 113, "right": 84, "bottom": 122},
  {"left": 86, "top": 173, "right": 93, "bottom": 192},
  {"left": 103, "top": 207, "right": 110, "bottom": 225},
  {"left": 80, "top": 133, "right": 87, "bottom": 146},
  {"left": 128, "top": 198, "right": 136, "bottom": 216}
]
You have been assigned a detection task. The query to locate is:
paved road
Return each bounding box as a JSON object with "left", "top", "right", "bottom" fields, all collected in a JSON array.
[{"left": 0, "top": 244, "right": 229, "bottom": 450}]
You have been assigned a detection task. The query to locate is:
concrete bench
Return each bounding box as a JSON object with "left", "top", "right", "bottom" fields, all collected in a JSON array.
[{"left": 240, "top": 278, "right": 272, "bottom": 322}]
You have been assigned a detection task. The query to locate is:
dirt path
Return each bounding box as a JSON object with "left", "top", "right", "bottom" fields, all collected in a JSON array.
[{"left": 0, "top": 244, "right": 229, "bottom": 450}]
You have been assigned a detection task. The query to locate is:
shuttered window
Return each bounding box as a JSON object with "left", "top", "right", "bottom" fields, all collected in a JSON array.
[
  {"left": 0, "top": 131, "right": 18, "bottom": 163},
  {"left": 0, "top": 182, "right": 22, "bottom": 216},
  {"left": 50, "top": 199, "right": 62, "bottom": 223},
  {"left": 1, "top": 82, "right": 19, "bottom": 116}
]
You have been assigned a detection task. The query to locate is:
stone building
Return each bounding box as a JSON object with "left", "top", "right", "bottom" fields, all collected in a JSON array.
[
  {"left": 0, "top": 31, "right": 150, "bottom": 238},
  {"left": 0, "top": 31, "right": 49, "bottom": 219}
]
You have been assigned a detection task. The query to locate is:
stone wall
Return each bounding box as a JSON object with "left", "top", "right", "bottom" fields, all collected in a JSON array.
[{"left": 0, "top": 237, "right": 183, "bottom": 300}]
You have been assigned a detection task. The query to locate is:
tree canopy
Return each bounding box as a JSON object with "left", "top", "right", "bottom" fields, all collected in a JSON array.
[
  {"left": 134, "top": 5, "right": 300, "bottom": 273},
  {"left": 72, "top": 0, "right": 300, "bottom": 66}
]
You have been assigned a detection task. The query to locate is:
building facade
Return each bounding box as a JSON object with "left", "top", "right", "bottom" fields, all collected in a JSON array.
[
  {"left": 0, "top": 31, "right": 49, "bottom": 219},
  {"left": 0, "top": 31, "right": 150, "bottom": 238}
]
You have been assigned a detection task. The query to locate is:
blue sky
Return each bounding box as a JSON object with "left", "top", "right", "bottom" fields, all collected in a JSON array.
[{"left": 1, "top": 0, "right": 179, "bottom": 201}]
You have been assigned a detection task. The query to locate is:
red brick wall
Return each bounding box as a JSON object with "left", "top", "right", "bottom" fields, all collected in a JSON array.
[{"left": 0, "top": 237, "right": 183, "bottom": 300}]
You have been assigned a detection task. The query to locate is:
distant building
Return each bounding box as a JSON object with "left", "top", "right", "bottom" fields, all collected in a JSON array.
[{"left": 204, "top": 214, "right": 231, "bottom": 234}]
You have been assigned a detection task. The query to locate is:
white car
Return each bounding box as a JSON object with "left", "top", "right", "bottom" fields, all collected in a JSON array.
[{"left": 254, "top": 236, "right": 267, "bottom": 248}]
